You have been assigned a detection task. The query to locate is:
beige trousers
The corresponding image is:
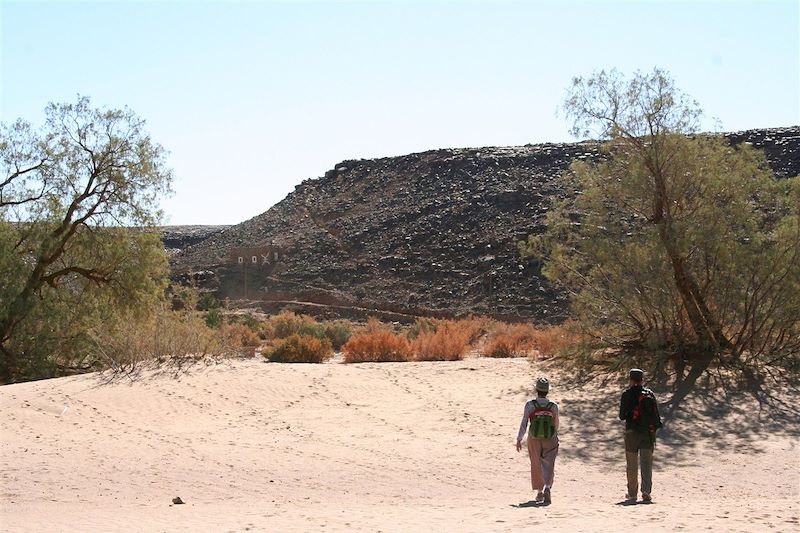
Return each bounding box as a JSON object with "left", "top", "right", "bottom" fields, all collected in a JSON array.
[
  {"left": 527, "top": 435, "right": 559, "bottom": 491},
  {"left": 624, "top": 429, "right": 654, "bottom": 496}
]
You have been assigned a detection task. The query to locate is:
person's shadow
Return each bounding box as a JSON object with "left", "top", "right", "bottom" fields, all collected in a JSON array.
[
  {"left": 615, "top": 499, "right": 654, "bottom": 506},
  {"left": 511, "top": 500, "right": 549, "bottom": 508}
]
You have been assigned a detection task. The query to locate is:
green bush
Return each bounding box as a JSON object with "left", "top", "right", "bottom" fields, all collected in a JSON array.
[
  {"left": 407, "top": 317, "right": 437, "bottom": 340},
  {"left": 297, "top": 322, "right": 328, "bottom": 340},
  {"left": 324, "top": 320, "right": 353, "bottom": 350},
  {"left": 204, "top": 308, "right": 223, "bottom": 328},
  {"left": 198, "top": 292, "right": 219, "bottom": 311},
  {"left": 262, "top": 334, "right": 333, "bottom": 363},
  {"left": 234, "top": 313, "right": 263, "bottom": 333}
]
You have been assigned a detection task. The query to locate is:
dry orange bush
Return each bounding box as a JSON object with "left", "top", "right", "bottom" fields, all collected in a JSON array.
[
  {"left": 222, "top": 322, "right": 262, "bottom": 348},
  {"left": 484, "top": 323, "right": 538, "bottom": 358},
  {"left": 412, "top": 322, "right": 471, "bottom": 361},
  {"left": 361, "top": 317, "right": 390, "bottom": 334},
  {"left": 451, "top": 316, "right": 498, "bottom": 345},
  {"left": 342, "top": 325, "right": 412, "bottom": 363},
  {"left": 527, "top": 322, "right": 582, "bottom": 358},
  {"left": 484, "top": 334, "right": 522, "bottom": 358}
]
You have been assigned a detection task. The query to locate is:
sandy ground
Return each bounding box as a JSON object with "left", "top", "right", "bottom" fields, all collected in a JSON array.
[{"left": 1, "top": 356, "right": 798, "bottom": 532}]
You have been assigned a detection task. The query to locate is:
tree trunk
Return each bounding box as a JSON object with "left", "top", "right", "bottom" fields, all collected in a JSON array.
[{"left": 651, "top": 160, "right": 730, "bottom": 357}]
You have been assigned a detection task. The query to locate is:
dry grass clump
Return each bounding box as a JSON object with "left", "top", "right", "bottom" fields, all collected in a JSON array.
[
  {"left": 262, "top": 334, "right": 333, "bottom": 363},
  {"left": 412, "top": 322, "right": 471, "bottom": 361},
  {"left": 342, "top": 318, "right": 412, "bottom": 362}
]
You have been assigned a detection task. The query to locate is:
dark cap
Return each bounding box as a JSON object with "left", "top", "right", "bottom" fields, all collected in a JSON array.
[{"left": 629, "top": 368, "right": 644, "bottom": 380}]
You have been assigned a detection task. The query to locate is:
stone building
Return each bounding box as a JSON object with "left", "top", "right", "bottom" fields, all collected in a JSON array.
[{"left": 228, "top": 245, "right": 284, "bottom": 267}]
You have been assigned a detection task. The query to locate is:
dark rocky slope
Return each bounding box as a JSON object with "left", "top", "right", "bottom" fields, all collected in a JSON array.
[
  {"left": 172, "top": 127, "right": 800, "bottom": 322},
  {"left": 160, "top": 225, "right": 229, "bottom": 255}
]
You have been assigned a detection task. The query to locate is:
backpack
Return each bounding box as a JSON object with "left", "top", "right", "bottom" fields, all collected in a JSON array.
[
  {"left": 528, "top": 401, "right": 557, "bottom": 439},
  {"left": 631, "top": 388, "right": 662, "bottom": 432}
]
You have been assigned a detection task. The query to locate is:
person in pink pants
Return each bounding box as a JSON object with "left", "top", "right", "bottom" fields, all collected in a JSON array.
[{"left": 516, "top": 377, "right": 560, "bottom": 504}]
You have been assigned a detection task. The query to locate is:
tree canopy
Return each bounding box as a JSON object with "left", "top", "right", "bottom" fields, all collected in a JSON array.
[
  {"left": 522, "top": 69, "right": 800, "bottom": 370},
  {"left": 0, "top": 97, "right": 173, "bottom": 382}
]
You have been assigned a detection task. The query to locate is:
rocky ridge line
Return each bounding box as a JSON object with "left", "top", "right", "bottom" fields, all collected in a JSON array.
[{"left": 171, "top": 127, "right": 800, "bottom": 322}]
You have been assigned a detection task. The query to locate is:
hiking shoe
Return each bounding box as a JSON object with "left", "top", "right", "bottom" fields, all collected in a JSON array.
[
  {"left": 543, "top": 488, "right": 551, "bottom": 504},
  {"left": 641, "top": 493, "right": 652, "bottom": 502},
  {"left": 535, "top": 491, "right": 544, "bottom": 502}
]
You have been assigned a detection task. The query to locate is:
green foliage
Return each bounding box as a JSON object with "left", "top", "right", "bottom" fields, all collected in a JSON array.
[
  {"left": 297, "top": 322, "right": 328, "bottom": 340},
  {"left": 262, "top": 334, "right": 333, "bottom": 363},
  {"left": 262, "top": 311, "right": 352, "bottom": 350},
  {"left": 523, "top": 68, "right": 800, "bottom": 368},
  {"left": 407, "top": 317, "right": 437, "bottom": 340},
  {"left": 294, "top": 320, "right": 353, "bottom": 350},
  {"left": 198, "top": 292, "right": 220, "bottom": 311},
  {"left": 204, "top": 308, "right": 223, "bottom": 329},
  {"left": 323, "top": 320, "right": 353, "bottom": 350},
  {"left": 238, "top": 313, "right": 262, "bottom": 333},
  {"left": 0, "top": 97, "right": 173, "bottom": 382}
]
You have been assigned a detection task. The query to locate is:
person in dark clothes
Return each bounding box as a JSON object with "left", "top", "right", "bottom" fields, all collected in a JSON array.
[{"left": 619, "top": 368, "right": 662, "bottom": 503}]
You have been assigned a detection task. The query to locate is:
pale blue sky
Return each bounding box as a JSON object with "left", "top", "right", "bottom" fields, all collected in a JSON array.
[{"left": 2, "top": 1, "right": 798, "bottom": 225}]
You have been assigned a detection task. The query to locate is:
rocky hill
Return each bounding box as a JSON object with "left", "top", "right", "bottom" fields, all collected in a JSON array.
[
  {"left": 160, "top": 225, "right": 229, "bottom": 255},
  {"left": 171, "top": 127, "right": 800, "bottom": 322}
]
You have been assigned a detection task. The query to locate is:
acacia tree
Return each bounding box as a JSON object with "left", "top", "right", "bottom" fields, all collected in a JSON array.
[
  {"left": 0, "top": 97, "right": 173, "bottom": 381},
  {"left": 522, "top": 69, "right": 800, "bottom": 368}
]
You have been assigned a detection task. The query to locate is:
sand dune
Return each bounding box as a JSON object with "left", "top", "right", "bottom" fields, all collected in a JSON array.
[{"left": 1, "top": 357, "right": 798, "bottom": 532}]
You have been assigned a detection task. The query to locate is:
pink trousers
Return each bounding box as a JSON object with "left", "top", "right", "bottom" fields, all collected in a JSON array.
[{"left": 527, "top": 435, "right": 559, "bottom": 491}]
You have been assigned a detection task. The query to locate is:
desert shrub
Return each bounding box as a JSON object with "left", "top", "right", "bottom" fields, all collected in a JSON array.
[
  {"left": 197, "top": 292, "right": 219, "bottom": 311},
  {"left": 407, "top": 317, "right": 437, "bottom": 340},
  {"left": 204, "top": 308, "right": 223, "bottom": 328},
  {"left": 297, "top": 322, "right": 328, "bottom": 340},
  {"left": 412, "top": 322, "right": 471, "bottom": 361},
  {"left": 484, "top": 323, "right": 538, "bottom": 358},
  {"left": 342, "top": 326, "right": 413, "bottom": 363},
  {"left": 484, "top": 334, "right": 519, "bottom": 358},
  {"left": 222, "top": 322, "right": 262, "bottom": 350},
  {"left": 362, "top": 316, "right": 390, "bottom": 334},
  {"left": 262, "top": 334, "right": 333, "bottom": 363},
  {"left": 452, "top": 316, "right": 498, "bottom": 345},
  {"left": 324, "top": 320, "right": 353, "bottom": 350},
  {"left": 527, "top": 322, "right": 583, "bottom": 358},
  {"left": 297, "top": 320, "right": 353, "bottom": 350},
  {"left": 407, "top": 316, "right": 497, "bottom": 345},
  {"left": 263, "top": 310, "right": 315, "bottom": 339},
  {"left": 89, "top": 300, "right": 228, "bottom": 371},
  {"left": 231, "top": 313, "right": 264, "bottom": 333}
]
